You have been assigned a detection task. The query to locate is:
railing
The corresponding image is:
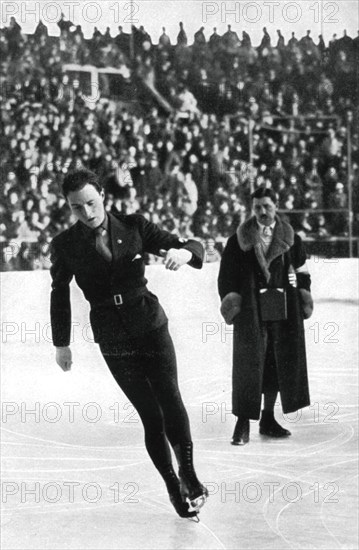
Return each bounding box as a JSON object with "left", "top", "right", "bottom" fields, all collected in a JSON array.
[{"left": 277, "top": 208, "right": 357, "bottom": 257}]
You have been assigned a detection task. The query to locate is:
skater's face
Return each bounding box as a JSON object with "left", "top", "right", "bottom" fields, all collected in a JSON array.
[
  {"left": 67, "top": 183, "right": 105, "bottom": 229},
  {"left": 253, "top": 196, "right": 277, "bottom": 226}
]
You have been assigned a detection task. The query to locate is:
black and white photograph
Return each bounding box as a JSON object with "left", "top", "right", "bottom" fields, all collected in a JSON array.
[{"left": 1, "top": 1, "right": 358, "bottom": 548}]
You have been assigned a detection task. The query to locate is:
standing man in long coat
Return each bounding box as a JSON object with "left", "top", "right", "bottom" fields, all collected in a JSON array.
[{"left": 218, "top": 187, "right": 313, "bottom": 445}]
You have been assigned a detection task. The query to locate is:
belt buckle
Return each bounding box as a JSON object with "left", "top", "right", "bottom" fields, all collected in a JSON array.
[{"left": 114, "top": 294, "right": 123, "bottom": 306}]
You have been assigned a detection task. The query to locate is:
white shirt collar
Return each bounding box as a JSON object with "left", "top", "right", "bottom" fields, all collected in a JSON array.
[{"left": 257, "top": 220, "right": 276, "bottom": 233}]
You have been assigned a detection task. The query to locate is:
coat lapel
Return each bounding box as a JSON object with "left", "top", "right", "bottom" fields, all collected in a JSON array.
[
  {"left": 266, "top": 218, "right": 294, "bottom": 265},
  {"left": 108, "top": 212, "right": 133, "bottom": 262},
  {"left": 73, "top": 214, "right": 135, "bottom": 265},
  {"left": 72, "top": 221, "right": 112, "bottom": 270},
  {"left": 237, "top": 215, "right": 294, "bottom": 282}
]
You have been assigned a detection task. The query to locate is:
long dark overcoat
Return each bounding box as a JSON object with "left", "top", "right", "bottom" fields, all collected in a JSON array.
[{"left": 218, "top": 216, "right": 313, "bottom": 420}]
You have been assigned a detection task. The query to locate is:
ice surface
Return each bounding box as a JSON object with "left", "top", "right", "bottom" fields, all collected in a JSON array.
[{"left": 1, "top": 260, "right": 358, "bottom": 549}]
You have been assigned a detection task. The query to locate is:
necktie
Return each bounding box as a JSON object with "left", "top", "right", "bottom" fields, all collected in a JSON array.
[
  {"left": 263, "top": 226, "right": 272, "bottom": 237},
  {"left": 94, "top": 226, "right": 112, "bottom": 262}
]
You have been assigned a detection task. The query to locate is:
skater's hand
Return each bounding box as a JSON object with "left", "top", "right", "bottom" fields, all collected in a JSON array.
[
  {"left": 56, "top": 346, "right": 72, "bottom": 371},
  {"left": 159, "top": 248, "right": 192, "bottom": 270}
]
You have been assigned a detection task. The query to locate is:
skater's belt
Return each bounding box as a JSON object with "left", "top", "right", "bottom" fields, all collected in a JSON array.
[{"left": 91, "top": 287, "right": 148, "bottom": 308}]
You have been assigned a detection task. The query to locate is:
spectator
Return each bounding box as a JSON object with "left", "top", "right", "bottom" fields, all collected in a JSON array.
[
  {"left": 209, "top": 28, "right": 221, "bottom": 52},
  {"left": 0, "top": 18, "right": 357, "bottom": 272},
  {"left": 328, "top": 182, "right": 348, "bottom": 235},
  {"left": 259, "top": 27, "right": 271, "bottom": 52},
  {"left": 204, "top": 238, "right": 221, "bottom": 262},
  {"left": 276, "top": 30, "right": 285, "bottom": 50},
  {"left": 288, "top": 32, "right": 298, "bottom": 49},
  {"left": 222, "top": 25, "right": 240, "bottom": 50},
  {"left": 194, "top": 27, "right": 206, "bottom": 47},
  {"left": 159, "top": 27, "right": 171, "bottom": 48},
  {"left": 316, "top": 214, "right": 331, "bottom": 237},
  {"left": 177, "top": 22, "right": 187, "bottom": 46}
]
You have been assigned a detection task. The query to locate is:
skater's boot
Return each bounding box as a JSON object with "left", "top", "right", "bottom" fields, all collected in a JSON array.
[
  {"left": 161, "top": 464, "right": 198, "bottom": 519},
  {"left": 259, "top": 410, "right": 291, "bottom": 438},
  {"left": 173, "top": 442, "right": 208, "bottom": 511}
]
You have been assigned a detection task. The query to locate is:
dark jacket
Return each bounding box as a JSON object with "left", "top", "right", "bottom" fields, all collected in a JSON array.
[
  {"left": 218, "top": 216, "right": 313, "bottom": 419},
  {"left": 50, "top": 212, "right": 203, "bottom": 346}
]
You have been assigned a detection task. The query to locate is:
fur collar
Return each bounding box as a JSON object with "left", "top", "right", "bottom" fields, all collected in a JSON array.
[{"left": 236, "top": 215, "right": 294, "bottom": 282}]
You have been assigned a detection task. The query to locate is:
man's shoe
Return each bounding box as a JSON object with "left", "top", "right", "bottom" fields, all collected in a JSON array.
[
  {"left": 231, "top": 417, "right": 250, "bottom": 445},
  {"left": 259, "top": 410, "right": 291, "bottom": 438}
]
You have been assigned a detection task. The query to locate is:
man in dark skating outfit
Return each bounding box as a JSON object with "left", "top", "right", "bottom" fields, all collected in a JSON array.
[
  {"left": 218, "top": 187, "right": 313, "bottom": 445},
  {"left": 50, "top": 169, "right": 208, "bottom": 518}
]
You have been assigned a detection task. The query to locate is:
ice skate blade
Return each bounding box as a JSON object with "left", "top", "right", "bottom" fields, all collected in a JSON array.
[{"left": 189, "top": 494, "right": 207, "bottom": 511}]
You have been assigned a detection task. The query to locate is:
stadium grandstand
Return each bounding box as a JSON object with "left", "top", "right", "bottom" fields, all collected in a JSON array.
[{"left": 1, "top": 16, "right": 359, "bottom": 270}]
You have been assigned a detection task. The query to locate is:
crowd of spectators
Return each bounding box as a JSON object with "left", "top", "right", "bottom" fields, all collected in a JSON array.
[{"left": 1, "top": 17, "right": 359, "bottom": 270}]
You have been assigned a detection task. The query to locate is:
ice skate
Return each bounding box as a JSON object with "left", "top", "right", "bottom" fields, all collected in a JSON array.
[
  {"left": 173, "top": 442, "right": 209, "bottom": 514},
  {"left": 185, "top": 489, "right": 208, "bottom": 512},
  {"left": 162, "top": 464, "right": 198, "bottom": 520}
]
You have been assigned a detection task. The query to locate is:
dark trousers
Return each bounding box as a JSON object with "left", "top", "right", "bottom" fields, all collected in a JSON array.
[
  {"left": 262, "top": 322, "right": 280, "bottom": 393},
  {"left": 100, "top": 323, "right": 191, "bottom": 474}
]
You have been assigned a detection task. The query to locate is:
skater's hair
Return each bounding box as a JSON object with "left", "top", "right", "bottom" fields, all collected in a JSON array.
[
  {"left": 251, "top": 186, "right": 278, "bottom": 204},
  {"left": 62, "top": 169, "right": 102, "bottom": 198}
]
